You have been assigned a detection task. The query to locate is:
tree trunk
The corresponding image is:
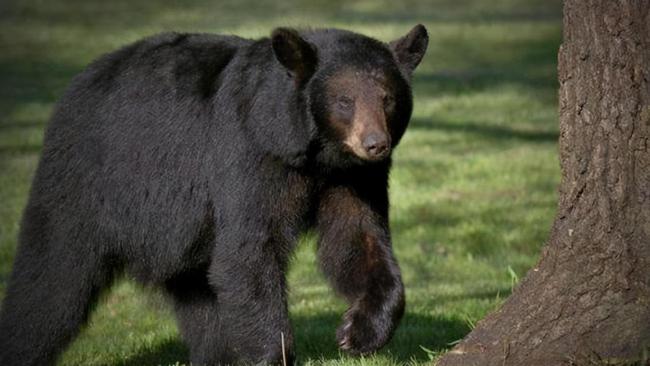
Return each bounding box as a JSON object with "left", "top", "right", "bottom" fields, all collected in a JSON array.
[{"left": 436, "top": 1, "right": 650, "bottom": 365}]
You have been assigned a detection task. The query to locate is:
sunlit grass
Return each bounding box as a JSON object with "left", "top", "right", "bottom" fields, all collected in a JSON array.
[{"left": 0, "top": 0, "right": 562, "bottom": 364}]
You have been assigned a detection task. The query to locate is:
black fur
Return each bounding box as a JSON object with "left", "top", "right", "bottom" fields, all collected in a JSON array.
[{"left": 0, "top": 25, "right": 428, "bottom": 365}]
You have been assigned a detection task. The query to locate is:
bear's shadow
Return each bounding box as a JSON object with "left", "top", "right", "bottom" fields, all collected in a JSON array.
[{"left": 106, "top": 312, "right": 468, "bottom": 365}]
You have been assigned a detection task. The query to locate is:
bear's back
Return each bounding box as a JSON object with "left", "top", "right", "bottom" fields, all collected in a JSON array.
[
  {"left": 39, "top": 32, "right": 254, "bottom": 182},
  {"left": 42, "top": 32, "right": 253, "bottom": 150},
  {"left": 79, "top": 32, "right": 250, "bottom": 98},
  {"left": 28, "top": 33, "right": 256, "bottom": 266}
]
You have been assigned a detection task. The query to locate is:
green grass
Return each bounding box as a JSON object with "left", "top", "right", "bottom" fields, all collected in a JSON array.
[{"left": 0, "top": 0, "right": 563, "bottom": 364}]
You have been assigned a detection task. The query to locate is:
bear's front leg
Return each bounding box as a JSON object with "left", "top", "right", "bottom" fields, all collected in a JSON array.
[
  {"left": 316, "top": 184, "right": 405, "bottom": 355},
  {"left": 205, "top": 229, "right": 295, "bottom": 365}
]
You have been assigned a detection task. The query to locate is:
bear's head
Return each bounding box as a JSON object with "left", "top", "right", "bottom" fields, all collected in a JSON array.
[{"left": 271, "top": 25, "right": 428, "bottom": 168}]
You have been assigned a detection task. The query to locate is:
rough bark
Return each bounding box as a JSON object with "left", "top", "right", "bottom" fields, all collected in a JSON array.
[{"left": 436, "top": 1, "right": 650, "bottom": 365}]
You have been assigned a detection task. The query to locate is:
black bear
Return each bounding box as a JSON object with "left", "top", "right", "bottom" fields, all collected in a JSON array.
[{"left": 0, "top": 24, "right": 428, "bottom": 365}]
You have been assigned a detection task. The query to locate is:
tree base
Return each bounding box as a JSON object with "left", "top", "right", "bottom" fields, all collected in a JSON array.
[{"left": 436, "top": 251, "right": 650, "bottom": 365}]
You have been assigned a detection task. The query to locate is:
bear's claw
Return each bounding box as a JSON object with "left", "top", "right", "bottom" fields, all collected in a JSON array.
[{"left": 336, "top": 305, "right": 388, "bottom": 356}]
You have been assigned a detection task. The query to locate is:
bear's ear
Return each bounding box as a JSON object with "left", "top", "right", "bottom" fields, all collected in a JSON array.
[
  {"left": 389, "top": 24, "right": 429, "bottom": 75},
  {"left": 271, "top": 28, "right": 317, "bottom": 84}
]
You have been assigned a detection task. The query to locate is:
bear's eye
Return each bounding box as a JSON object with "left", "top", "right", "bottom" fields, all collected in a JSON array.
[
  {"left": 336, "top": 96, "right": 354, "bottom": 111},
  {"left": 383, "top": 94, "right": 396, "bottom": 111}
]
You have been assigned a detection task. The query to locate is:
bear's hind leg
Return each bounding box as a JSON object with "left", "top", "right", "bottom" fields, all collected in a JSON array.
[{"left": 0, "top": 225, "right": 113, "bottom": 365}]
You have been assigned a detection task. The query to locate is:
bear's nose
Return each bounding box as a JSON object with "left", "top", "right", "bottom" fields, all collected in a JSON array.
[{"left": 362, "top": 133, "right": 389, "bottom": 158}]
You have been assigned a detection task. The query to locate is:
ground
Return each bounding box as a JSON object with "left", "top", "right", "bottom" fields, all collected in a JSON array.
[{"left": 0, "top": 0, "right": 562, "bottom": 364}]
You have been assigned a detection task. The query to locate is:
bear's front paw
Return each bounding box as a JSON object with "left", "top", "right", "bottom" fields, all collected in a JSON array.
[{"left": 336, "top": 303, "right": 394, "bottom": 355}]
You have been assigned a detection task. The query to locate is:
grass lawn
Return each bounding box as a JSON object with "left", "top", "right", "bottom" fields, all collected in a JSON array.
[{"left": 0, "top": 0, "right": 563, "bottom": 364}]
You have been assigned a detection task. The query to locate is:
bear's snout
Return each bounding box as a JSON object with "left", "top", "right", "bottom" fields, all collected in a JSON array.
[{"left": 362, "top": 132, "right": 390, "bottom": 160}]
